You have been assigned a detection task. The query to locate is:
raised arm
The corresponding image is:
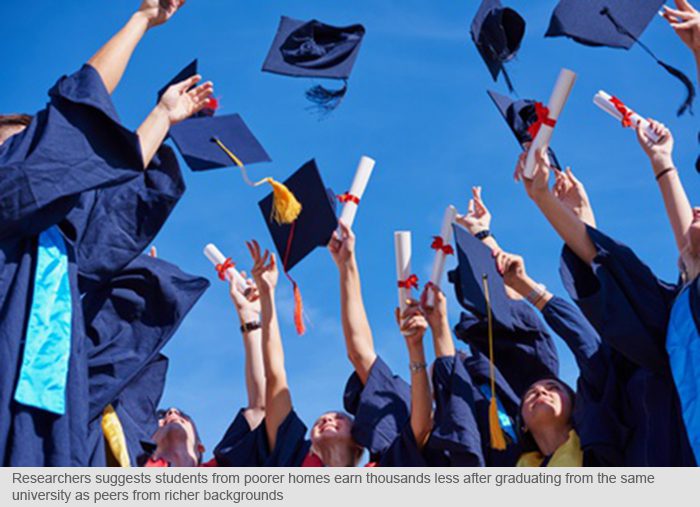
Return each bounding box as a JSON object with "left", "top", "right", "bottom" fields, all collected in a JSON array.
[
  {"left": 636, "top": 120, "right": 692, "bottom": 256},
  {"left": 228, "top": 275, "right": 266, "bottom": 429},
  {"left": 88, "top": 0, "right": 186, "bottom": 94},
  {"left": 662, "top": 0, "right": 700, "bottom": 82},
  {"left": 328, "top": 221, "right": 377, "bottom": 384},
  {"left": 456, "top": 186, "right": 501, "bottom": 252},
  {"left": 247, "top": 240, "right": 290, "bottom": 451},
  {"left": 519, "top": 148, "right": 598, "bottom": 265},
  {"left": 396, "top": 302, "right": 433, "bottom": 449},
  {"left": 421, "top": 284, "right": 455, "bottom": 358}
]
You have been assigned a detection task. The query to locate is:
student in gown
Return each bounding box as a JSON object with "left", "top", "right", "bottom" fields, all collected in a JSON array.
[
  {"left": 516, "top": 137, "right": 698, "bottom": 465},
  {"left": 331, "top": 222, "right": 482, "bottom": 466},
  {"left": 0, "top": 0, "right": 213, "bottom": 466}
]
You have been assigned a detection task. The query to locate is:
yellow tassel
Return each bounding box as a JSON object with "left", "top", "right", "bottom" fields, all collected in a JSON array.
[
  {"left": 101, "top": 404, "right": 130, "bottom": 467},
  {"left": 482, "top": 274, "right": 506, "bottom": 450},
  {"left": 263, "top": 177, "right": 303, "bottom": 225},
  {"left": 211, "top": 137, "right": 302, "bottom": 224}
]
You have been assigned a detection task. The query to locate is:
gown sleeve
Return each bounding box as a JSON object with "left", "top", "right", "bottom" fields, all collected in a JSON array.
[
  {"left": 559, "top": 225, "right": 678, "bottom": 374},
  {"left": 0, "top": 64, "right": 144, "bottom": 240},
  {"left": 213, "top": 409, "right": 266, "bottom": 467},
  {"left": 342, "top": 355, "right": 411, "bottom": 457}
]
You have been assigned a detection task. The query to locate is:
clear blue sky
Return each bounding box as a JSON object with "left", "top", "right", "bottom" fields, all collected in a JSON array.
[{"left": 1, "top": 0, "right": 698, "bottom": 454}]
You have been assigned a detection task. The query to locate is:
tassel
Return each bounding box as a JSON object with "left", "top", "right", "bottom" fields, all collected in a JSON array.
[
  {"left": 211, "top": 137, "right": 302, "bottom": 224},
  {"left": 305, "top": 80, "right": 348, "bottom": 114},
  {"left": 263, "top": 177, "right": 303, "bottom": 225},
  {"left": 101, "top": 404, "right": 130, "bottom": 467},
  {"left": 500, "top": 65, "right": 516, "bottom": 94},
  {"left": 656, "top": 60, "right": 695, "bottom": 116},
  {"left": 482, "top": 274, "right": 506, "bottom": 450},
  {"left": 292, "top": 282, "right": 306, "bottom": 335},
  {"left": 489, "top": 397, "right": 507, "bottom": 450}
]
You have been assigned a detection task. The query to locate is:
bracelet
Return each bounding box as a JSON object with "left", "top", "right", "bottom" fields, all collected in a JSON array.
[
  {"left": 409, "top": 361, "right": 427, "bottom": 373},
  {"left": 240, "top": 321, "right": 262, "bottom": 333},
  {"left": 475, "top": 230, "right": 492, "bottom": 241},
  {"left": 525, "top": 283, "right": 546, "bottom": 306},
  {"left": 655, "top": 167, "right": 675, "bottom": 181}
]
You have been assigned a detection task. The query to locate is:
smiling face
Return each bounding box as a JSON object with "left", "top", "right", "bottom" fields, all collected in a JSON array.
[
  {"left": 520, "top": 378, "right": 573, "bottom": 434},
  {"left": 310, "top": 411, "right": 354, "bottom": 445}
]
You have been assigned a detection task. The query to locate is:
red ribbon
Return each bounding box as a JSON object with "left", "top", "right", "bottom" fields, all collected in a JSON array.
[
  {"left": 337, "top": 192, "right": 360, "bottom": 205},
  {"left": 398, "top": 274, "right": 419, "bottom": 290},
  {"left": 431, "top": 236, "right": 454, "bottom": 255},
  {"left": 527, "top": 102, "right": 557, "bottom": 139},
  {"left": 205, "top": 97, "right": 219, "bottom": 112},
  {"left": 215, "top": 258, "right": 235, "bottom": 281},
  {"left": 610, "top": 96, "right": 632, "bottom": 128}
]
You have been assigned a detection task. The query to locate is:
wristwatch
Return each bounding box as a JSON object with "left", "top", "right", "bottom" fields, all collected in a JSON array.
[
  {"left": 409, "top": 361, "right": 427, "bottom": 373},
  {"left": 240, "top": 321, "right": 262, "bottom": 333},
  {"left": 475, "top": 230, "right": 492, "bottom": 241}
]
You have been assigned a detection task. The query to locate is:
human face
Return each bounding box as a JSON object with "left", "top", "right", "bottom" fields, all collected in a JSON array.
[
  {"left": 153, "top": 407, "right": 199, "bottom": 446},
  {"left": 310, "top": 411, "right": 353, "bottom": 445},
  {"left": 521, "top": 379, "right": 573, "bottom": 432},
  {"left": 0, "top": 124, "right": 27, "bottom": 146}
]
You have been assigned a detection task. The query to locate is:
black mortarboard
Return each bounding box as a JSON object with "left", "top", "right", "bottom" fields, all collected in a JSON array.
[
  {"left": 258, "top": 159, "right": 337, "bottom": 272},
  {"left": 546, "top": 0, "right": 695, "bottom": 116},
  {"left": 157, "top": 60, "right": 217, "bottom": 117},
  {"left": 470, "top": 0, "right": 526, "bottom": 93},
  {"left": 168, "top": 114, "right": 271, "bottom": 171},
  {"left": 262, "top": 16, "right": 366, "bottom": 113},
  {"left": 448, "top": 223, "right": 517, "bottom": 331},
  {"left": 487, "top": 89, "right": 562, "bottom": 170}
]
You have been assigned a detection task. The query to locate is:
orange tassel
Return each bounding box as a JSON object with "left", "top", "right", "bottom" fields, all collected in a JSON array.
[
  {"left": 482, "top": 274, "right": 506, "bottom": 450},
  {"left": 293, "top": 282, "right": 306, "bottom": 335},
  {"left": 489, "top": 397, "right": 507, "bottom": 450}
]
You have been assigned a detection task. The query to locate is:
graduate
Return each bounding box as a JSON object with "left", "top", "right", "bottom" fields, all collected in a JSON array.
[
  {"left": 0, "top": 0, "right": 214, "bottom": 466},
  {"left": 332, "top": 222, "right": 482, "bottom": 466},
  {"left": 240, "top": 239, "right": 366, "bottom": 467},
  {"left": 516, "top": 132, "right": 698, "bottom": 465}
]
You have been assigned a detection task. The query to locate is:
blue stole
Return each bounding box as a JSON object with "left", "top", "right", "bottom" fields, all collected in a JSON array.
[
  {"left": 14, "top": 226, "right": 72, "bottom": 415},
  {"left": 478, "top": 384, "right": 517, "bottom": 443},
  {"left": 666, "top": 286, "right": 700, "bottom": 462}
]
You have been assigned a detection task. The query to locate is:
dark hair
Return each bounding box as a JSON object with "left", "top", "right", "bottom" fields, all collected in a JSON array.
[
  {"left": 516, "top": 376, "right": 576, "bottom": 453},
  {"left": 0, "top": 114, "right": 33, "bottom": 127},
  {"left": 156, "top": 407, "right": 204, "bottom": 464}
]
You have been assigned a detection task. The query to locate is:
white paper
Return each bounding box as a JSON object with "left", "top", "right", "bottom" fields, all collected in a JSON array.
[
  {"left": 338, "top": 156, "right": 375, "bottom": 229},
  {"left": 203, "top": 243, "right": 247, "bottom": 293},
  {"left": 593, "top": 90, "right": 660, "bottom": 143},
  {"left": 524, "top": 68, "right": 577, "bottom": 179},
  {"left": 394, "top": 231, "right": 412, "bottom": 313},
  {"left": 427, "top": 205, "right": 457, "bottom": 307}
]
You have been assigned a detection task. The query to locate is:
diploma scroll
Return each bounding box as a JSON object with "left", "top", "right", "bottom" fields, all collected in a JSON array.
[
  {"left": 203, "top": 243, "right": 248, "bottom": 293},
  {"left": 593, "top": 90, "right": 660, "bottom": 143},
  {"left": 339, "top": 155, "right": 376, "bottom": 229},
  {"left": 427, "top": 205, "right": 457, "bottom": 307},
  {"left": 524, "top": 68, "right": 577, "bottom": 179},
  {"left": 394, "top": 231, "right": 413, "bottom": 313}
]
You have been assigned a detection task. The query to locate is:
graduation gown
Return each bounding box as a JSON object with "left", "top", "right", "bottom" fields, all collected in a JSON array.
[
  {"left": 559, "top": 225, "right": 696, "bottom": 466},
  {"left": 84, "top": 255, "right": 210, "bottom": 466},
  {"left": 0, "top": 64, "right": 184, "bottom": 466}
]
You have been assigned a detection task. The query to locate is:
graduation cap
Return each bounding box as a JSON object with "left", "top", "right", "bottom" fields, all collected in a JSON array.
[
  {"left": 262, "top": 16, "right": 366, "bottom": 114},
  {"left": 546, "top": 0, "right": 695, "bottom": 116},
  {"left": 470, "top": 0, "right": 526, "bottom": 93},
  {"left": 258, "top": 159, "right": 338, "bottom": 333},
  {"left": 157, "top": 59, "right": 218, "bottom": 117},
  {"left": 169, "top": 113, "right": 301, "bottom": 224},
  {"left": 487, "top": 89, "right": 563, "bottom": 170}
]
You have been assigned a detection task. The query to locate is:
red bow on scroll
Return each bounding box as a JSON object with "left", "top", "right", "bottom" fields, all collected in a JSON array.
[
  {"left": 527, "top": 102, "right": 557, "bottom": 139},
  {"left": 610, "top": 96, "right": 633, "bottom": 128},
  {"left": 398, "top": 274, "right": 419, "bottom": 290},
  {"left": 215, "top": 258, "right": 235, "bottom": 281},
  {"left": 337, "top": 192, "right": 360, "bottom": 205},
  {"left": 431, "top": 236, "right": 454, "bottom": 255}
]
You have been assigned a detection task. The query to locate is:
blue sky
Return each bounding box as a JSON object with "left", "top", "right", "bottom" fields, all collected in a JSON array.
[{"left": 2, "top": 0, "right": 698, "bottom": 453}]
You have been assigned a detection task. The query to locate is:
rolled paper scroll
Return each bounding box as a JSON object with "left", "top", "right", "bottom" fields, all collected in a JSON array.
[
  {"left": 593, "top": 90, "right": 660, "bottom": 143},
  {"left": 394, "top": 231, "right": 415, "bottom": 313},
  {"left": 524, "top": 68, "right": 577, "bottom": 179},
  {"left": 203, "top": 243, "right": 248, "bottom": 293},
  {"left": 338, "top": 155, "right": 376, "bottom": 229},
  {"left": 427, "top": 205, "right": 457, "bottom": 307}
]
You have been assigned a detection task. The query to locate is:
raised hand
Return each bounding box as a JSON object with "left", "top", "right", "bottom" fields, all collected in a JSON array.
[
  {"left": 395, "top": 301, "right": 429, "bottom": 346},
  {"left": 456, "top": 186, "right": 492, "bottom": 235},
  {"left": 138, "top": 0, "right": 187, "bottom": 29},
  {"left": 493, "top": 250, "right": 528, "bottom": 291},
  {"left": 636, "top": 119, "right": 674, "bottom": 174},
  {"left": 553, "top": 167, "right": 596, "bottom": 227},
  {"left": 229, "top": 273, "right": 261, "bottom": 324},
  {"left": 517, "top": 148, "right": 552, "bottom": 201},
  {"left": 663, "top": 1, "right": 700, "bottom": 53},
  {"left": 246, "top": 240, "right": 279, "bottom": 295},
  {"left": 328, "top": 220, "right": 356, "bottom": 269},
  {"left": 158, "top": 75, "right": 214, "bottom": 125},
  {"left": 420, "top": 283, "right": 449, "bottom": 332}
]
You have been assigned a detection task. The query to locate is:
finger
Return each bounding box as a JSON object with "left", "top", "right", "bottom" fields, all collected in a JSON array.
[
  {"left": 269, "top": 252, "right": 277, "bottom": 270},
  {"left": 673, "top": 0, "right": 693, "bottom": 11},
  {"left": 395, "top": 307, "right": 401, "bottom": 326},
  {"left": 260, "top": 250, "right": 270, "bottom": 267},
  {"left": 252, "top": 240, "right": 261, "bottom": 260},
  {"left": 467, "top": 198, "right": 475, "bottom": 216},
  {"left": 245, "top": 241, "right": 256, "bottom": 262},
  {"left": 664, "top": 5, "right": 695, "bottom": 19},
  {"left": 149, "top": 245, "right": 157, "bottom": 258},
  {"left": 338, "top": 219, "right": 351, "bottom": 238},
  {"left": 173, "top": 74, "right": 201, "bottom": 93}
]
